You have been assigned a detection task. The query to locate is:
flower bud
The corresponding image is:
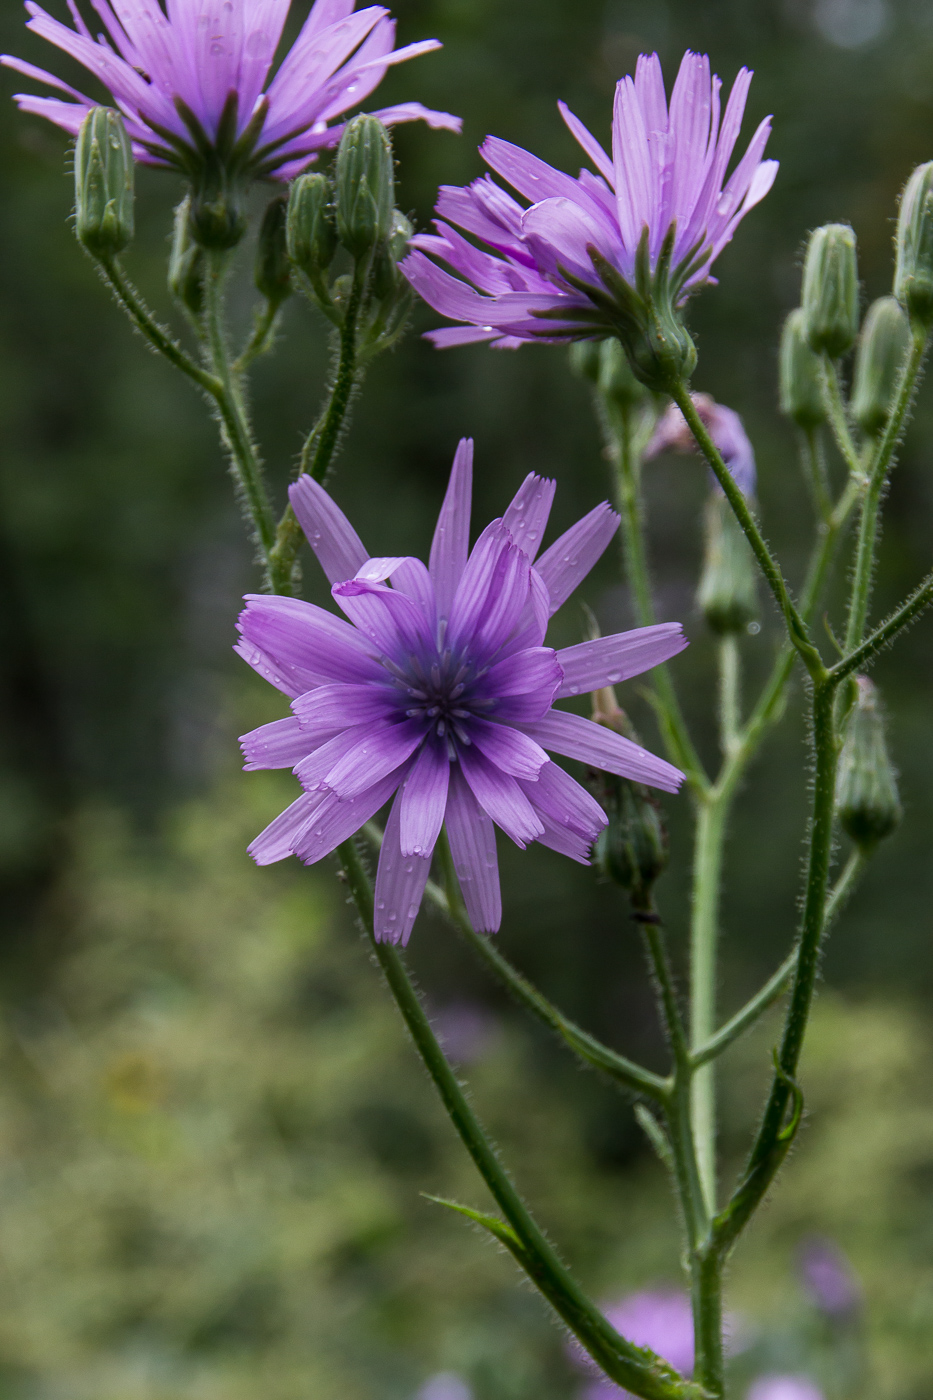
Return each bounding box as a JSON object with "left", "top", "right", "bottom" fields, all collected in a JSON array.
[
  {"left": 74, "top": 106, "right": 134, "bottom": 259},
  {"left": 801, "top": 223, "right": 859, "bottom": 358},
  {"left": 697, "top": 493, "right": 758, "bottom": 635},
  {"left": 598, "top": 337, "right": 649, "bottom": 410},
  {"left": 568, "top": 341, "right": 602, "bottom": 383},
  {"left": 779, "top": 308, "right": 826, "bottom": 429},
  {"left": 589, "top": 690, "right": 668, "bottom": 907},
  {"left": 371, "top": 209, "right": 414, "bottom": 300},
  {"left": 894, "top": 161, "right": 933, "bottom": 331},
  {"left": 286, "top": 173, "right": 337, "bottom": 279},
  {"left": 168, "top": 195, "right": 205, "bottom": 317},
  {"left": 835, "top": 676, "right": 901, "bottom": 849},
  {"left": 335, "top": 115, "right": 394, "bottom": 260},
  {"left": 851, "top": 296, "right": 910, "bottom": 436},
  {"left": 255, "top": 193, "right": 291, "bottom": 307}
]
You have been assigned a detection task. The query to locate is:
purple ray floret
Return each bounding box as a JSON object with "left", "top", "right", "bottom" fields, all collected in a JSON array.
[
  {"left": 401, "top": 50, "right": 777, "bottom": 348},
  {"left": 647, "top": 392, "right": 757, "bottom": 498},
  {"left": 237, "top": 439, "right": 687, "bottom": 945},
  {"left": 2, "top": 0, "right": 460, "bottom": 178}
]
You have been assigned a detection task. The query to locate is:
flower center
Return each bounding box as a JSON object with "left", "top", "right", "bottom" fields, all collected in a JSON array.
[{"left": 389, "top": 649, "right": 496, "bottom": 756}]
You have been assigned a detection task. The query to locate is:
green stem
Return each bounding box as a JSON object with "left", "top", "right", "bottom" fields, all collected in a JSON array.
[
  {"left": 689, "top": 796, "right": 726, "bottom": 1217},
  {"left": 606, "top": 398, "right": 708, "bottom": 792},
  {"left": 801, "top": 428, "right": 832, "bottom": 523},
  {"left": 305, "top": 266, "right": 365, "bottom": 483},
  {"left": 203, "top": 250, "right": 278, "bottom": 579},
  {"left": 338, "top": 837, "right": 703, "bottom": 1400},
  {"left": 98, "top": 255, "right": 220, "bottom": 394},
  {"left": 830, "top": 564, "right": 933, "bottom": 684},
  {"left": 819, "top": 357, "right": 865, "bottom": 484},
  {"left": 718, "top": 636, "right": 741, "bottom": 760},
  {"left": 233, "top": 300, "right": 281, "bottom": 374}
]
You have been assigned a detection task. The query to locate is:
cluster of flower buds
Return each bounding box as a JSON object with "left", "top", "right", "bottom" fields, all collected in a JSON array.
[
  {"left": 835, "top": 676, "right": 902, "bottom": 851},
  {"left": 588, "top": 688, "right": 669, "bottom": 910},
  {"left": 285, "top": 115, "right": 413, "bottom": 346},
  {"left": 73, "top": 107, "right": 135, "bottom": 260}
]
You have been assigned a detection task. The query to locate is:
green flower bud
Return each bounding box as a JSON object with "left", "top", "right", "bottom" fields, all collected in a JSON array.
[
  {"left": 569, "top": 341, "right": 602, "bottom": 383},
  {"left": 168, "top": 195, "right": 205, "bottom": 318},
  {"left": 779, "top": 308, "right": 826, "bottom": 429},
  {"left": 74, "top": 106, "right": 134, "bottom": 259},
  {"left": 894, "top": 161, "right": 933, "bottom": 331},
  {"left": 255, "top": 193, "right": 291, "bottom": 307},
  {"left": 371, "top": 209, "right": 414, "bottom": 300},
  {"left": 589, "top": 690, "right": 668, "bottom": 908},
  {"left": 286, "top": 173, "right": 337, "bottom": 279},
  {"left": 802, "top": 223, "right": 859, "bottom": 358},
  {"left": 335, "top": 115, "right": 394, "bottom": 260},
  {"left": 598, "top": 337, "right": 649, "bottom": 410},
  {"left": 189, "top": 167, "right": 247, "bottom": 249},
  {"left": 851, "top": 296, "right": 910, "bottom": 436},
  {"left": 835, "top": 676, "right": 902, "bottom": 850},
  {"left": 697, "top": 493, "right": 758, "bottom": 635}
]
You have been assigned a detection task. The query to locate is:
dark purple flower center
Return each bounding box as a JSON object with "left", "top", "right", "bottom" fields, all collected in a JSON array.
[{"left": 386, "top": 648, "right": 496, "bottom": 755}]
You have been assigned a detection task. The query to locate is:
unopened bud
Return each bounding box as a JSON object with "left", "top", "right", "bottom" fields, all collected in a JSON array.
[
  {"left": 894, "top": 162, "right": 933, "bottom": 331},
  {"left": 802, "top": 223, "right": 859, "bottom": 358},
  {"left": 697, "top": 493, "right": 758, "bottom": 635},
  {"left": 74, "top": 106, "right": 134, "bottom": 259},
  {"left": 168, "top": 195, "right": 205, "bottom": 317},
  {"left": 590, "top": 692, "right": 668, "bottom": 906},
  {"left": 779, "top": 308, "right": 826, "bottom": 429},
  {"left": 835, "top": 676, "right": 901, "bottom": 849},
  {"left": 371, "top": 209, "right": 414, "bottom": 300},
  {"left": 598, "top": 337, "right": 649, "bottom": 410},
  {"left": 335, "top": 115, "right": 394, "bottom": 260},
  {"left": 851, "top": 296, "right": 910, "bottom": 436},
  {"left": 255, "top": 193, "right": 291, "bottom": 306},
  {"left": 286, "top": 173, "right": 337, "bottom": 279}
]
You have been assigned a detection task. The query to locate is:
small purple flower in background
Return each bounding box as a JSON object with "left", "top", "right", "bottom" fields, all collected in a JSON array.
[
  {"left": 402, "top": 50, "right": 777, "bottom": 350},
  {"left": 430, "top": 1001, "right": 498, "bottom": 1063},
  {"left": 2, "top": 0, "right": 459, "bottom": 180},
  {"left": 414, "top": 1374, "right": 473, "bottom": 1400},
  {"left": 237, "top": 438, "right": 687, "bottom": 945},
  {"left": 746, "top": 1376, "right": 825, "bottom": 1400},
  {"left": 571, "top": 1290, "right": 694, "bottom": 1398},
  {"left": 798, "top": 1236, "right": 862, "bottom": 1319},
  {"left": 646, "top": 393, "right": 757, "bottom": 498}
]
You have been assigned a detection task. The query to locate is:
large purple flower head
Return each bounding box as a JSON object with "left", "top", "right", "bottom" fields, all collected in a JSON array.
[
  {"left": 237, "top": 439, "right": 687, "bottom": 944},
  {"left": 2, "top": 0, "right": 459, "bottom": 228},
  {"left": 402, "top": 51, "right": 777, "bottom": 387}
]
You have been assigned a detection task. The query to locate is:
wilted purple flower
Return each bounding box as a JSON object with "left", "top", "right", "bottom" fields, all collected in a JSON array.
[
  {"left": 646, "top": 393, "right": 756, "bottom": 497},
  {"left": 571, "top": 1291, "right": 694, "bottom": 1399},
  {"left": 798, "top": 1237, "right": 862, "bottom": 1318},
  {"left": 237, "top": 438, "right": 687, "bottom": 944},
  {"left": 2, "top": 0, "right": 459, "bottom": 181},
  {"left": 746, "top": 1376, "right": 825, "bottom": 1400},
  {"left": 402, "top": 50, "right": 777, "bottom": 353}
]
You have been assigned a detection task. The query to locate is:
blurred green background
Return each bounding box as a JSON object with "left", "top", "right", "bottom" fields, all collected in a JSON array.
[{"left": 2, "top": 0, "right": 933, "bottom": 1395}]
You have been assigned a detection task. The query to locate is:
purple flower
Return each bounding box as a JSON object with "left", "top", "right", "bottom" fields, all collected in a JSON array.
[
  {"left": 746, "top": 1376, "right": 825, "bottom": 1400},
  {"left": 237, "top": 439, "right": 687, "bottom": 944},
  {"left": 571, "top": 1291, "right": 694, "bottom": 1399},
  {"left": 798, "top": 1237, "right": 862, "bottom": 1318},
  {"left": 401, "top": 50, "right": 777, "bottom": 351},
  {"left": 2, "top": 0, "right": 459, "bottom": 181},
  {"left": 646, "top": 393, "right": 757, "bottom": 498}
]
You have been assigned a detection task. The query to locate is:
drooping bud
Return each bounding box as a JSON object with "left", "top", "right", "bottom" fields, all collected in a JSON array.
[
  {"left": 286, "top": 173, "right": 337, "bottom": 280},
  {"left": 697, "top": 493, "right": 758, "bottom": 635},
  {"left": 168, "top": 195, "right": 205, "bottom": 317},
  {"left": 74, "top": 106, "right": 134, "bottom": 259},
  {"left": 598, "top": 337, "right": 650, "bottom": 411},
  {"left": 569, "top": 340, "right": 602, "bottom": 383},
  {"left": 851, "top": 296, "right": 910, "bottom": 436},
  {"left": 589, "top": 689, "right": 668, "bottom": 908},
  {"left": 779, "top": 308, "right": 826, "bottom": 429},
  {"left": 835, "top": 676, "right": 902, "bottom": 849},
  {"left": 335, "top": 115, "right": 394, "bottom": 260},
  {"left": 801, "top": 223, "right": 859, "bottom": 358},
  {"left": 255, "top": 193, "right": 292, "bottom": 307},
  {"left": 894, "top": 161, "right": 933, "bottom": 332}
]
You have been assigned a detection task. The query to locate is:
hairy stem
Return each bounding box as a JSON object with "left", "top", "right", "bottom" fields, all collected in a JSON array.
[
  {"left": 98, "top": 255, "right": 220, "bottom": 393},
  {"left": 689, "top": 795, "right": 727, "bottom": 1217},
  {"left": 819, "top": 357, "right": 865, "bottom": 484}
]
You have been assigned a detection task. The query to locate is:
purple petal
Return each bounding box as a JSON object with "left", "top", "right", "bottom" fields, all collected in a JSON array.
[
  {"left": 429, "top": 438, "right": 473, "bottom": 618},
  {"left": 458, "top": 746, "right": 545, "bottom": 847},
  {"left": 425, "top": 326, "right": 500, "bottom": 349},
  {"left": 468, "top": 719, "right": 549, "bottom": 781},
  {"left": 368, "top": 100, "right": 461, "bottom": 133},
  {"left": 520, "top": 710, "right": 684, "bottom": 793},
  {"left": 555, "top": 623, "right": 687, "bottom": 698},
  {"left": 399, "top": 739, "right": 450, "bottom": 857},
  {"left": 333, "top": 577, "right": 434, "bottom": 658},
  {"left": 481, "top": 134, "right": 586, "bottom": 205},
  {"left": 502, "top": 472, "right": 556, "bottom": 561},
  {"left": 291, "top": 680, "right": 399, "bottom": 739},
  {"left": 315, "top": 718, "right": 425, "bottom": 799},
  {"left": 373, "top": 787, "right": 433, "bottom": 945},
  {"left": 558, "top": 100, "right": 614, "bottom": 185},
  {"left": 237, "top": 595, "right": 383, "bottom": 694},
  {"left": 291, "top": 765, "right": 411, "bottom": 865},
  {"left": 289, "top": 474, "right": 368, "bottom": 585},
  {"left": 534, "top": 503, "right": 620, "bottom": 615},
  {"left": 249, "top": 792, "right": 322, "bottom": 866},
  {"left": 444, "top": 767, "right": 501, "bottom": 931},
  {"left": 447, "top": 527, "right": 530, "bottom": 661},
  {"left": 521, "top": 197, "right": 619, "bottom": 285},
  {"left": 520, "top": 759, "right": 608, "bottom": 840},
  {"left": 480, "top": 646, "right": 563, "bottom": 699},
  {"left": 240, "top": 715, "right": 314, "bottom": 771}
]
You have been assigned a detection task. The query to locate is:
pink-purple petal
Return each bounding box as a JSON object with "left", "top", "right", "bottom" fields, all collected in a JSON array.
[
  {"left": 429, "top": 437, "right": 473, "bottom": 619},
  {"left": 534, "top": 502, "right": 621, "bottom": 615},
  {"left": 555, "top": 623, "right": 687, "bottom": 698},
  {"left": 520, "top": 710, "right": 684, "bottom": 793},
  {"left": 468, "top": 719, "right": 549, "bottom": 781},
  {"left": 459, "top": 746, "right": 545, "bottom": 847},
  {"left": 501, "top": 472, "right": 556, "bottom": 561},
  {"left": 399, "top": 739, "right": 450, "bottom": 857},
  {"left": 240, "top": 715, "right": 314, "bottom": 771},
  {"left": 373, "top": 788, "right": 433, "bottom": 945},
  {"left": 444, "top": 767, "right": 501, "bottom": 932},
  {"left": 289, "top": 475, "right": 368, "bottom": 585}
]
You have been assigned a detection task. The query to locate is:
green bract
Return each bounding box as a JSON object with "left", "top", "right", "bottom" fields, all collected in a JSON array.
[
  {"left": 74, "top": 106, "right": 134, "bottom": 259},
  {"left": 836, "top": 677, "right": 902, "bottom": 849},
  {"left": 286, "top": 173, "right": 337, "bottom": 280},
  {"left": 802, "top": 223, "right": 859, "bottom": 359},
  {"left": 895, "top": 161, "right": 933, "bottom": 331},
  {"left": 335, "top": 115, "right": 394, "bottom": 260},
  {"left": 255, "top": 194, "right": 292, "bottom": 307},
  {"left": 779, "top": 308, "right": 826, "bottom": 429},
  {"left": 851, "top": 297, "right": 911, "bottom": 436}
]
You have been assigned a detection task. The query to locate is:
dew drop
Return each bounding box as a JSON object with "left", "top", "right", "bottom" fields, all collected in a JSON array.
[{"left": 608, "top": 671, "right": 621, "bottom": 683}]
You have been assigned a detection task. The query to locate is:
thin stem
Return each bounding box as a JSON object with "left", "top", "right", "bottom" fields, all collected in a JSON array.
[
  {"left": 233, "top": 300, "right": 281, "bottom": 374},
  {"left": 667, "top": 381, "right": 822, "bottom": 678},
  {"left": 819, "top": 357, "right": 865, "bottom": 484},
  {"left": 98, "top": 255, "right": 220, "bottom": 394},
  {"left": 203, "top": 250, "right": 278, "bottom": 577},
  {"left": 305, "top": 266, "right": 365, "bottom": 484},
  {"left": 718, "top": 636, "right": 741, "bottom": 760},
  {"left": 830, "top": 565, "right": 933, "bottom": 685},
  {"left": 337, "top": 837, "right": 703, "bottom": 1400},
  {"left": 801, "top": 428, "right": 832, "bottom": 523},
  {"left": 605, "top": 398, "right": 708, "bottom": 792},
  {"left": 689, "top": 796, "right": 726, "bottom": 1217}
]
